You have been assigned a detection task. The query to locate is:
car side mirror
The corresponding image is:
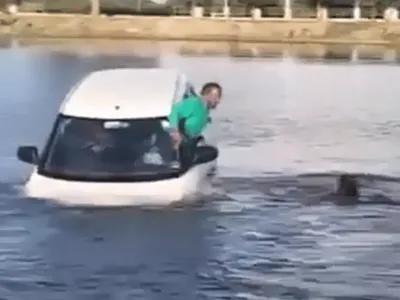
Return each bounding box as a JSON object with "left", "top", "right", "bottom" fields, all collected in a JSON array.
[
  {"left": 193, "top": 145, "right": 218, "bottom": 165},
  {"left": 17, "top": 146, "right": 39, "bottom": 165}
]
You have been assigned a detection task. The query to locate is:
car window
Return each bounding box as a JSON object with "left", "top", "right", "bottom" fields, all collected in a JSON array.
[{"left": 41, "top": 115, "right": 178, "bottom": 180}]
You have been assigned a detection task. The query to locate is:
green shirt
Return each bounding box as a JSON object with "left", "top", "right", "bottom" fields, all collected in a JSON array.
[{"left": 168, "top": 94, "right": 209, "bottom": 138}]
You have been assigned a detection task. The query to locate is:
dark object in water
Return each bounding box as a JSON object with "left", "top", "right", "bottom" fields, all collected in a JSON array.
[
  {"left": 302, "top": 173, "right": 399, "bottom": 206},
  {"left": 323, "top": 174, "right": 360, "bottom": 206},
  {"left": 306, "top": 173, "right": 360, "bottom": 206},
  {"left": 336, "top": 174, "right": 359, "bottom": 197},
  {"left": 328, "top": 174, "right": 396, "bottom": 206}
]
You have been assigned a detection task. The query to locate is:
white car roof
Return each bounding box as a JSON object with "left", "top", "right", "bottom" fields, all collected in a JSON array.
[{"left": 59, "top": 68, "right": 181, "bottom": 120}]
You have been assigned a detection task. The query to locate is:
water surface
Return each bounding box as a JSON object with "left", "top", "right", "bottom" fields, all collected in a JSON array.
[{"left": 1, "top": 39, "right": 400, "bottom": 299}]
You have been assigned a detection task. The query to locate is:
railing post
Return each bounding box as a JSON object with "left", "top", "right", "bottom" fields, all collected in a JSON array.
[
  {"left": 223, "top": 0, "right": 230, "bottom": 17},
  {"left": 90, "top": 0, "right": 100, "bottom": 16},
  {"left": 251, "top": 7, "right": 262, "bottom": 19},
  {"left": 284, "top": 0, "right": 292, "bottom": 19},
  {"left": 384, "top": 7, "right": 399, "bottom": 21},
  {"left": 191, "top": 6, "right": 204, "bottom": 17},
  {"left": 317, "top": 2, "right": 328, "bottom": 20},
  {"left": 7, "top": 3, "right": 18, "bottom": 15},
  {"left": 353, "top": 0, "right": 361, "bottom": 20}
]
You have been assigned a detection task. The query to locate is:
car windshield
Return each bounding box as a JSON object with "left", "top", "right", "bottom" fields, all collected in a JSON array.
[{"left": 40, "top": 114, "right": 179, "bottom": 180}]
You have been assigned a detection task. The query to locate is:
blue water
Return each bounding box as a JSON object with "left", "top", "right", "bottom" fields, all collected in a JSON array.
[{"left": 1, "top": 39, "right": 400, "bottom": 299}]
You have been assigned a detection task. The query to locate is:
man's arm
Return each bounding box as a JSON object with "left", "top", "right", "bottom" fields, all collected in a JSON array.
[
  {"left": 168, "top": 101, "right": 183, "bottom": 129},
  {"left": 167, "top": 101, "right": 184, "bottom": 147}
]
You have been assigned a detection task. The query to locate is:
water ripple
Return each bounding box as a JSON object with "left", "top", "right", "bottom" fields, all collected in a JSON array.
[{"left": 0, "top": 42, "right": 399, "bottom": 299}]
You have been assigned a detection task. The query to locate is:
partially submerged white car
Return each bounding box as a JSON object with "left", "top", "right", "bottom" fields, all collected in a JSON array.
[{"left": 17, "top": 68, "right": 218, "bottom": 207}]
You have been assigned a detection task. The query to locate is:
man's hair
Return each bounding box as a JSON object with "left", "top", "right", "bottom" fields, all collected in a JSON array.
[{"left": 200, "top": 82, "right": 222, "bottom": 97}]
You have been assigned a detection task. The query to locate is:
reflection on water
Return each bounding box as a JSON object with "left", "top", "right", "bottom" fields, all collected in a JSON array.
[
  {"left": 3, "top": 38, "right": 400, "bottom": 63},
  {"left": 0, "top": 38, "right": 399, "bottom": 299}
]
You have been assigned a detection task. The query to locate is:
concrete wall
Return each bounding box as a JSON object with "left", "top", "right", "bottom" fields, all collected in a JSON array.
[{"left": 1, "top": 13, "right": 400, "bottom": 45}]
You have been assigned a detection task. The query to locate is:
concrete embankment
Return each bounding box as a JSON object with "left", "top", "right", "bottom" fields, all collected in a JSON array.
[{"left": 2, "top": 13, "right": 400, "bottom": 45}]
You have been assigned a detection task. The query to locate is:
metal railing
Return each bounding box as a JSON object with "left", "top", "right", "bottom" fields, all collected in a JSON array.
[{"left": 12, "top": 0, "right": 400, "bottom": 19}]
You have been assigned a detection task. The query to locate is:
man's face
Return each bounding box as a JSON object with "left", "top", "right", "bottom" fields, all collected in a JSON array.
[{"left": 204, "top": 88, "right": 221, "bottom": 110}]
